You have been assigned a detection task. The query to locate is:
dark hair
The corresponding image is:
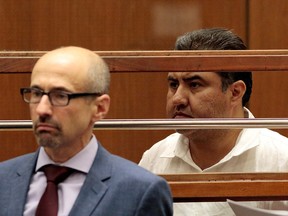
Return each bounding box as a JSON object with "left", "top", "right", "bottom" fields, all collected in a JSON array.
[{"left": 175, "top": 28, "right": 252, "bottom": 106}]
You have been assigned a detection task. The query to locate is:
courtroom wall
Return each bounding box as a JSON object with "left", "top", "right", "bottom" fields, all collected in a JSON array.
[{"left": 0, "top": 0, "right": 287, "bottom": 162}]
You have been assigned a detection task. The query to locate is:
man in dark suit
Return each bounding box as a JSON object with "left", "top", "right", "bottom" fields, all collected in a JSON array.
[{"left": 0, "top": 46, "right": 173, "bottom": 216}]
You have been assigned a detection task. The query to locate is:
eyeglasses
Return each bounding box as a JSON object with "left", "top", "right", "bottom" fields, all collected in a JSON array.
[{"left": 20, "top": 87, "right": 102, "bottom": 107}]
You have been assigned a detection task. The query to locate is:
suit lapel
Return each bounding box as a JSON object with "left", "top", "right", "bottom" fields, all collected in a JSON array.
[
  {"left": 9, "top": 153, "right": 38, "bottom": 215},
  {"left": 69, "top": 144, "right": 112, "bottom": 216}
]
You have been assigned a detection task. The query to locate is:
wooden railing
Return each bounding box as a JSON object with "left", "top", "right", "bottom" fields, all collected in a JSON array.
[
  {"left": 161, "top": 173, "right": 288, "bottom": 202},
  {"left": 1, "top": 50, "right": 288, "bottom": 73},
  {"left": 0, "top": 50, "right": 288, "bottom": 202}
]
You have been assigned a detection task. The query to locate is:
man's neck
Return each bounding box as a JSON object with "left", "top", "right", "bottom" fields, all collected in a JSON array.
[
  {"left": 44, "top": 133, "right": 93, "bottom": 163},
  {"left": 188, "top": 129, "right": 242, "bottom": 170}
]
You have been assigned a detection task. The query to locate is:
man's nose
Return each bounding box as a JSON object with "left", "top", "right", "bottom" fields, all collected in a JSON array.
[
  {"left": 35, "top": 95, "right": 53, "bottom": 116},
  {"left": 172, "top": 87, "right": 189, "bottom": 107}
]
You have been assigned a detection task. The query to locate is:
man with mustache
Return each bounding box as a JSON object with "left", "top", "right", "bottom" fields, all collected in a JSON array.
[
  {"left": 139, "top": 28, "right": 288, "bottom": 215},
  {"left": 0, "top": 46, "right": 173, "bottom": 216}
]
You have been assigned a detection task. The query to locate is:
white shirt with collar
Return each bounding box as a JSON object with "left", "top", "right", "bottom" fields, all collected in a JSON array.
[
  {"left": 24, "top": 135, "right": 98, "bottom": 216},
  {"left": 139, "top": 108, "right": 288, "bottom": 215}
]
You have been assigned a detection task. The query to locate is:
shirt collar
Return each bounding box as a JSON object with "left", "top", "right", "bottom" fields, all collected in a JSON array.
[
  {"left": 159, "top": 107, "right": 260, "bottom": 167},
  {"left": 160, "top": 133, "right": 189, "bottom": 158},
  {"left": 36, "top": 135, "right": 98, "bottom": 174},
  {"left": 211, "top": 107, "right": 260, "bottom": 164}
]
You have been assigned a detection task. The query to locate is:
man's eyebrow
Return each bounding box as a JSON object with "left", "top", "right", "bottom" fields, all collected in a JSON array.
[
  {"left": 167, "top": 76, "right": 177, "bottom": 81},
  {"left": 183, "top": 75, "right": 203, "bottom": 82},
  {"left": 167, "top": 74, "right": 203, "bottom": 82},
  {"left": 51, "top": 87, "right": 71, "bottom": 92},
  {"left": 30, "top": 85, "right": 41, "bottom": 89},
  {"left": 30, "top": 85, "right": 70, "bottom": 92}
]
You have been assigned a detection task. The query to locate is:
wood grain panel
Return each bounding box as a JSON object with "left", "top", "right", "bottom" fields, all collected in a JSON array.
[
  {"left": 249, "top": 0, "right": 288, "bottom": 49},
  {"left": 163, "top": 172, "right": 288, "bottom": 202},
  {"left": 0, "top": 0, "right": 248, "bottom": 162},
  {"left": 249, "top": 0, "right": 288, "bottom": 137},
  {"left": 0, "top": 0, "right": 247, "bottom": 51},
  {"left": 0, "top": 74, "right": 36, "bottom": 161}
]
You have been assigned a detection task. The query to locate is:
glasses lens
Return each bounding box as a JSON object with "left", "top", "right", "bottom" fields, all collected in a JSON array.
[
  {"left": 22, "top": 89, "right": 31, "bottom": 103},
  {"left": 50, "top": 92, "right": 69, "bottom": 106},
  {"left": 26, "top": 89, "right": 42, "bottom": 103}
]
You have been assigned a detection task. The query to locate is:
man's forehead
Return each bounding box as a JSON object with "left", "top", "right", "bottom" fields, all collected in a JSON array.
[
  {"left": 31, "top": 59, "right": 87, "bottom": 92},
  {"left": 167, "top": 72, "right": 214, "bottom": 79},
  {"left": 33, "top": 47, "right": 98, "bottom": 70}
]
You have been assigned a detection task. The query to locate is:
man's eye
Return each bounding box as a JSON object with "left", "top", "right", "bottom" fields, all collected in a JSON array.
[
  {"left": 31, "top": 90, "right": 42, "bottom": 97},
  {"left": 168, "top": 81, "right": 178, "bottom": 89},
  {"left": 189, "top": 82, "right": 200, "bottom": 88},
  {"left": 52, "top": 92, "right": 67, "bottom": 100}
]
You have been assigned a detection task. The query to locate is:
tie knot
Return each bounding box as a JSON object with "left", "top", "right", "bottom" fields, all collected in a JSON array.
[{"left": 40, "top": 164, "right": 74, "bottom": 184}]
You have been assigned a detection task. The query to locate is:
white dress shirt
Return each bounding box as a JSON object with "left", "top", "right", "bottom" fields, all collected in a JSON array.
[
  {"left": 24, "top": 135, "right": 98, "bottom": 216},
  {"left": 139, "top": 108, "right": 288, "bottom": 215}
]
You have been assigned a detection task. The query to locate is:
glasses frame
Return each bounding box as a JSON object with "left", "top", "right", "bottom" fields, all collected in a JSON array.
[{"left": 20, "top": 87, "right": 102, "bottom": 106}]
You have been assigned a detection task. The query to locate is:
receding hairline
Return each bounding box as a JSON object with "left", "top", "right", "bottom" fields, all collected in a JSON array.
[
  {"left": 32, "top": 46, "right": 110, "bottom": 93},
  {"left": 37, "top": 46, "right": 102, "bottom": 64}
]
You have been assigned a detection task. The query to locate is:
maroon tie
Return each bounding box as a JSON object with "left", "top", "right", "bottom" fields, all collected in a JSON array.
[{"left": 35, "top": 165, "right": 74, "bottom": 216}]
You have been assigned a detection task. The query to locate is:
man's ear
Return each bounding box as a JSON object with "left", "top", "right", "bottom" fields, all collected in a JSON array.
[
  {"left": 230, "top": 80, "right": 246, "bottom": 105},
  {"left": 92, "top": 94, "right": 110, "bottom": 121}
]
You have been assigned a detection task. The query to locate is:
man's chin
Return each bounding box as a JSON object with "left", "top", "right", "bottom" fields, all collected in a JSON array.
[
  {"left": 175, "top": 129, "right": 196, "bottom": 136},
  {"left": 36, "top": 134, "right": 60, "bottom": 149}
]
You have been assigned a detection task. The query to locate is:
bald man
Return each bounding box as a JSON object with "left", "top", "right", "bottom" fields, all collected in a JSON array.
[{"left": 0, "top": 47, "right": 173, "bottom": 216}]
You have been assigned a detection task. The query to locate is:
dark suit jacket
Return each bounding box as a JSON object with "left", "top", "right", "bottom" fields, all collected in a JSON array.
[{"left": 0, "top": 144, "right": 173, "bottom": 216}]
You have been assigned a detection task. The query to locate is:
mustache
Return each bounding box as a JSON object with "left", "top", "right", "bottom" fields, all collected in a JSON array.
[
  {"left": 34, "top": 118, "right": 61, "bottom": 131},
  {"left": 172, "top": 111, "right": 193, "bottom": 118}
]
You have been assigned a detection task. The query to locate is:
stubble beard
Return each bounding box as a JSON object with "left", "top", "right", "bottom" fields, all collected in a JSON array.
[
  {"left": 35, "top": 131, "right": 62, "bottom": 149},
  {"left": 177, "top": 128, "right": 228, "bottom": 143}
]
